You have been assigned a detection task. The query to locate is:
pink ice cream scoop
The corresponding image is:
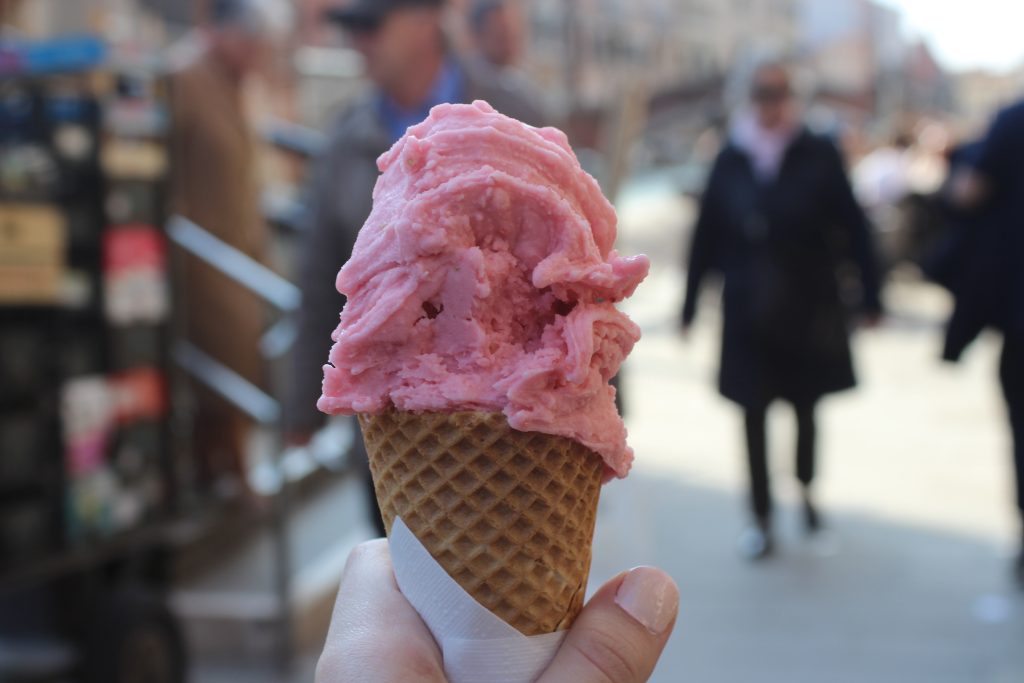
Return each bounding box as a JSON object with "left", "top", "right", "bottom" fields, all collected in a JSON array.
[{"left": 318, "top": 101, "right": 649, "bottom": 478}]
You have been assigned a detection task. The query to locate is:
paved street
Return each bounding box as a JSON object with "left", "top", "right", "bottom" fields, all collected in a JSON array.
[{"left": 593, "top": 189, "right": 1024, "bottom": 682}]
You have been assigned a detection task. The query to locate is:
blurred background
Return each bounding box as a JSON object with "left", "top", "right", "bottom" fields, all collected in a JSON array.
[{"left": 1, "top": 0, "right": 1023, "bottom": 681}]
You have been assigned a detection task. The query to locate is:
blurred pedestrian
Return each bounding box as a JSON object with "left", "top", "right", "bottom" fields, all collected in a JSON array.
[
  {"left": 286, "top": 0, "right": 543, "bottom": 537},
  {"left": 947, "top": 100, "right": 1024, "bottom": 588},
  {"left": 681, "top": 61, "right": 882, "bottom": 560},
  {"left": 464, "top": 0, "right": 545, "bottom": 143},
  {"left": 0, "top": 0, "right": 25, "bottom": 30},
  {"left": 171, "top": 0, "right": 291, "bottom": 499},
  {"left": 468, "top": 0, "right": 525, "bottom": 70}
]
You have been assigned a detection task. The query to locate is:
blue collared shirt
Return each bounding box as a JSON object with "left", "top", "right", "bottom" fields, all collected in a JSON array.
[{"left": 377, "top": 59, "right": 466, "bottom": 144}]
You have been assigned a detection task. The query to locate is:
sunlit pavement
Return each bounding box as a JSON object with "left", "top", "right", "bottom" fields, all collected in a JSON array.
[{"left": 594, "top": 188, "right": 1024, "bottom": 682}]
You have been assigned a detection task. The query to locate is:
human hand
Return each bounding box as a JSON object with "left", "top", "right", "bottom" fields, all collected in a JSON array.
[
  {"left": 949, "top": 168, "right": 990, "bottom": 209},
  {"left": 316, "top": 540, "right": 679, "bottom": 683}
]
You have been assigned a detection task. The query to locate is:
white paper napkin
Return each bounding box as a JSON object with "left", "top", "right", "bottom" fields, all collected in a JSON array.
[{"left": 390, "top": 517, "right": 567, "bottom": 683}]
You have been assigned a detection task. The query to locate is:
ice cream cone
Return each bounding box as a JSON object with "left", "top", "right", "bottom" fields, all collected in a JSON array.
[{"left": 359, "top": 410, "right": 604, "bottom": 636}]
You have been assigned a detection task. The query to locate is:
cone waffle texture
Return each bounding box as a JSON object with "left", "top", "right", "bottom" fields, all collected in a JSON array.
[{"left": 359, "top": 411, "right": 604, "bottom": 636}]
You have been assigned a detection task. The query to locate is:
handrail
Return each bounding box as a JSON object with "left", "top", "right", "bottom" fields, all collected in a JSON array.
[
  {"left": 166, "top": 215, "right": 302, "bottom": 313},
  {"left": 260, "top": 318, "right": 298, "bottom": 361},
  {"left": 166, "top": 200, "right": 304, "bottom": 671},
  {"left": 172, "top": 341, "right": 280, "bottom": 425},
  {"left": 262, "top": 119, "right": 327, "bottom": 159}
]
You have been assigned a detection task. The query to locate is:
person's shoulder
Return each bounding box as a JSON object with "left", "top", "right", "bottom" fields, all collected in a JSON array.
[
  {"left": 464, "top": 60, "right": 546, "bottom": 127},
  {"left": 321, "top": 91, "right": 389, "bottom": 157},
  {"left": 990, "top": 99, "right": 1024, "bottom": 134},
  {"left": 326, "top": 93, "right": 376, "bottom": 140},
  {"left": 167, "top": 54, "right": 210, "bottom": 121},
  {"left": 795, "top": 127, "right": 837, "bottom": 151},
  {"left": 698, "top": 144, "right": 742, "bottom": 191},
  {"left": 715, "top": 141, "right": 748, "bottom": 167},
  {"left": 794, "top": 128, "right": 848, "bottom": 167},
  {"left": 998, "top": 99, "right": 1024, "bottom": 120},
  {"left": 169, "top": 54, "right": 207, "bottom": 94}
]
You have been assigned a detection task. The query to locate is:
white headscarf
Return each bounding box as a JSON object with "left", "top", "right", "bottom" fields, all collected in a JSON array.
[{"left": 730, "top": 110, "right": 800, "bottom": 183}]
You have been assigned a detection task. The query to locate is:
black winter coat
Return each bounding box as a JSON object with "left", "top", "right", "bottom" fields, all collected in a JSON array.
[
  {"left": 931, "top": 103, "right": 1024, "bottom": 361},
  {"left": 682, "top": 129, "right": 882, "bottom": 408}
]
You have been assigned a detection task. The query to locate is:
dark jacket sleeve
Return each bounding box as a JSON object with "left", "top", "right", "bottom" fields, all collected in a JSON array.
[
  {"left": 681, "top": 155, "right": 724, "bottom": 327},
  {"left": 467, "top": 62, "right": 547, "bottom": 129},
  {"left": 285, "top": 142, "right": 358, "bottom": 433},
  {"left": 972, "top": 106, "right": 1019, "bottom": 190},
  {"left": 825, "top": 140, "right": 883, "bottom": 314}
]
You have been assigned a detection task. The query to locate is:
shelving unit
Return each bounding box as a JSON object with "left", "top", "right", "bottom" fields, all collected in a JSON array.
[{"left": 0, "top": 35, "right": 186, "bottom": 683}]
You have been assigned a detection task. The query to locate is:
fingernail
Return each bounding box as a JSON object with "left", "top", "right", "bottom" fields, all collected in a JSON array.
[{"left": 614, "top": 567, "right": 679, "bottom": 635}]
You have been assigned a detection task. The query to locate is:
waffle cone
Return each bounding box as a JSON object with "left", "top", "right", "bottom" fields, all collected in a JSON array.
[{"left": 359, "top": 411, "right": 604, "bottom": 636}]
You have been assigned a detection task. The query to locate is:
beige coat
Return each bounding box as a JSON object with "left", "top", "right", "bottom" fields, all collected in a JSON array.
[{"left": 171, "top": 54, "right": 266, "bottom": 395}]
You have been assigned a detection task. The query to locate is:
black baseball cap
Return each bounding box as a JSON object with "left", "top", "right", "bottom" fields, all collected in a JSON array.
[{"left": 325, "top": 0, "right": 444, "bottom": 31}]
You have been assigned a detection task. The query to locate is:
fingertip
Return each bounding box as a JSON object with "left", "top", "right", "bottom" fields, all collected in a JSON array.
[
  {"left": 613, "top": 567, "right": 679, "bottom": 636},
  {"left": 351, "top": 537, "right": 390, "bottom": 557},
  {"left": 539, "top": 567, "right": 679, "bottom": 683}
]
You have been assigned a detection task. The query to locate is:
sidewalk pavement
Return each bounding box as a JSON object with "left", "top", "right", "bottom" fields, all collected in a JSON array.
[{"left": 598, "top": 205, "right": 1024, "bottom": 682}]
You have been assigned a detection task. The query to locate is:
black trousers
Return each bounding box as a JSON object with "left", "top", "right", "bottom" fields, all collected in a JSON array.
[
  {"left": 1000, "top": 335, "right": 1024, "bottom": 518},
  {"left": 744, "top": 401, "right": 817, "bottom": 521}
]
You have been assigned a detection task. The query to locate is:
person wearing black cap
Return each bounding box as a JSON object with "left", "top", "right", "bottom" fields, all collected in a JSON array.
[{"left": 286, "top": 0, "right": 543, "bottom": 536}]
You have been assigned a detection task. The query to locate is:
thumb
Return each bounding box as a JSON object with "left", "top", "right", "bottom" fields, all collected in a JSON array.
[{"left": 538, "top": 567, "right": 679, "bottom": 683}]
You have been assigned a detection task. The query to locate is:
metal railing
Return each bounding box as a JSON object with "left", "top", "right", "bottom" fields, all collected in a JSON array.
[{"left": 166, "top": 214, "right": 300, "bottom": 670}]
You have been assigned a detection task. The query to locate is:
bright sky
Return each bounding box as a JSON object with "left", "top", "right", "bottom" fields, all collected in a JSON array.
[{"left": 877, "top": 0, "right": 1024, "bottom": 72}]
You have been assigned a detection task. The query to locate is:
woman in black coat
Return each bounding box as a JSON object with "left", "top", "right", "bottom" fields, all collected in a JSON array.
[{"left": 682, "top": 62, "right": 882, "bottom": 560}]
